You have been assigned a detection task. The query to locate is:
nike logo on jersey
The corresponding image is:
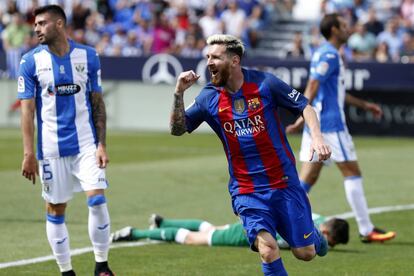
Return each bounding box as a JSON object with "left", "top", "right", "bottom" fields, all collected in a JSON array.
[
  {"left": 304, "top": 231, "right": 313, "bottom": 239},
  {"left": 98, "top": 224, "right": 109, "bottom": 230},
  {"left": 56, "top": 237, "right": 67, "bottom": 244},
  {"left": 219, "top": 106, "right": 231, "bottom": 112}
]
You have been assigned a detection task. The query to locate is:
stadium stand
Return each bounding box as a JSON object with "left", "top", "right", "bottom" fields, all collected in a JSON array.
[{"left": 0, "top": 0, "right": 414, "bottom": 79}]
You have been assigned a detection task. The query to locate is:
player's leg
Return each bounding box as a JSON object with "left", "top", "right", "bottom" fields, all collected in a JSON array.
[
  {"left": 46, "top": 202, "right": 73, "bottom": 275},
  {"left": 298, "top": 130, "right": 324, "bottom": 192},
  {"left": 74, "top": 149, "right": 112, "bottom": 275},
  {"left": 40, "top": 157, "right": 76, "bottom": 275},
  {"left": 255, "top": 231, "right": 287, "bottom": 276},
  {"left": 149, "top": 214, "right": 214, "bottom": 232},
  {"left": 299, "top": 162, "right": 324, "bottom": 192},
  {"left": 274, "top": 184, "right": 327, "bottom": 261},
  {"left": 233, "top": 193, "right": 287, "bottom": 276}
]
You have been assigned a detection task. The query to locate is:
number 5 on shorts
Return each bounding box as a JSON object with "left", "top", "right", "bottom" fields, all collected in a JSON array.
[{"left": 42, "top": 163, "right": 53, "bottom": 181}]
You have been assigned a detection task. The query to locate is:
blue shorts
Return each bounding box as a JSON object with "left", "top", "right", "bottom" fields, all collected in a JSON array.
[{"left": 232, "top": 185, "right": 314, "bottom": 251}]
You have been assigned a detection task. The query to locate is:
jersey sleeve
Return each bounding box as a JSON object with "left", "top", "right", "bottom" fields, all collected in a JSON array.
[
  {"left": 88, "top": 50, "right": 103, "bottom": 93},
  {"left": 310, "top": 52, "right": 339, "bottom": 83},
  {"left": 184, "top": 97, "right": 205, "bottom": 133},
  {"left": 266, "top": 73, "right": 308, "bottom": 116},
  {"left": 17, "top": 55, "right": 36, "bottom": 99}
]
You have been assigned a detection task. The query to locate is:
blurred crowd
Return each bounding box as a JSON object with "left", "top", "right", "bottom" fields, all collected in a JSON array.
[
  {"left": 286, "top": 0, "right": 414, "bottom": 63},
  {"left": 1, "top": 0, "right": 414, "bottom": 78}
]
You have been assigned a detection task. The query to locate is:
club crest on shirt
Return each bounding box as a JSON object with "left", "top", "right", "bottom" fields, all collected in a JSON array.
[
  {"left": 247, "top": 97, "right": 260, "bottom": 111},
  {"left": 59, "top": 65, "right": 65, "bottom": 74},
  {"left": 75, "top": 63, "right": 85, "bottom": 73},
  {"left": 234, "top": 98, "right": 245, "bottom": 114}
]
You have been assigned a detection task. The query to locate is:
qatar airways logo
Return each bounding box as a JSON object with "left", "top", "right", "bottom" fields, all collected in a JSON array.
[{"left": 223, "top": 115, "right": 266, "bottom": 137}]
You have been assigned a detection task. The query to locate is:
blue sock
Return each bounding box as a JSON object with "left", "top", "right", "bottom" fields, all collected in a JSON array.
[
  {"left": 261, "top": 258, "right": 288, "bottom": 276},
  {"left": 300, "top": 180, "right": 312, "bottom": 193}
]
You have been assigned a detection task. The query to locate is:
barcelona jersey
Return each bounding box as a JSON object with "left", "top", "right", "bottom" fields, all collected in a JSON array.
[
  {"left": 185, "top": 68, "right": 308, "bottom": 196},
  {"left": 17, "top": 40, "right": 102, "bottom": 160}
]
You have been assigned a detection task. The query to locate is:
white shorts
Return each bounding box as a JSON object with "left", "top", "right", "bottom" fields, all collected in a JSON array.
[
  {"left": 299, "top": 129, "right": 357, "bottom": 163},
  {"left": 39, "top": 149, "right": 108, "bottom": 204}
]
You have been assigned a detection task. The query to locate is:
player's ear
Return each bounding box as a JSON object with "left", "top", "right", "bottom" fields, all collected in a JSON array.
[{"left": 232, "top": 54, "right": 240, "bottom": 66}]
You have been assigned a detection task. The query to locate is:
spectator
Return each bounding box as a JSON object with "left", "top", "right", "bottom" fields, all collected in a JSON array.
[
  {"left": 199, "top": 5, "right": 223, "bottom": 39},
  {"left": 179, "top": 34, "right": 202, "bottom": 58},
  {"left": 244, "top": 4, "right": 265, "bottom": 48},
  {"left": 377, "top": 18, "right": 404, "bottom": 62},
  {"left": 400, "top": 32, "right": 414, "bottom": 63},
  {"left": 220, "top": 0, "right": 246, "bottom": 38},
  {"left": 401, "top": 0, "right": 414, "bottom": 27},
  {"left": 122, "top": 30, "right": 142, "bottom": 56},
  {"left": 364, "top": 8, "right": 384, "bottom": 36},
  {"left": 152, "top": 12, "right": 176, "bottom": 53},
  {"left": 1, "top": 12, "right": 30, "bottom": 79},
  {"left": 286, "top": 31, "right": 305, "bottom": 58},
  {"left": 348, "top": 21, "right": 377, "bottom": 61},
  {"left": 374, "top": 41, "right": 391, "bottom": 62},
  {"left": 134, "top": 18, "right": 154, "bottom": 56}
]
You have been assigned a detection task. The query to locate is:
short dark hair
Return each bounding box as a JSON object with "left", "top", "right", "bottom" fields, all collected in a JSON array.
[
  {"left": 326, "top": 218, "right": 349, "bottom": 245},
  {"left": 320, "top": 13, "right": 341, "bottom": 40},
  {"left": 34, "top": 5, "right": 67, "bottom": 24}
]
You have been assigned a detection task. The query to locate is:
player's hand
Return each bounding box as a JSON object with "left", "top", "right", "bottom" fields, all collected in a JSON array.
[
  {"left": 22, "top": 153, "right": 38, "bottom": 185},
  {"left": 175, "top": 70, "right": 200, "bottom": 95},
  {"left": 96, "top": 143, "right": 109, "bottom": 168},
  {"left": 309, "top": 137, "right": 331, "bottom": 162},
  {"left": 365, "top": 102, "right": 383, "bottom": 119}
]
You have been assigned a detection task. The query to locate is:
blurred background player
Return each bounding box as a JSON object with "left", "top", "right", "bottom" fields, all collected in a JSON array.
[
  {"left": 18, "top": 5, "right": 113, "bottom": 276},
  {"left": 286, "top": 13, "right": 396, "bottom": 244},
  {"left": 170, "top": 34, "right": 331, "bottom": 276},
  {"left": 112, "top": 213, "right": 350, "bottom": 250}
]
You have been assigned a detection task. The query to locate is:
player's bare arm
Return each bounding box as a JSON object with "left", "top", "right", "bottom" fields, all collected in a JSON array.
[
  {"left": 286, "top": 79, "right": 320, "bottom": 134},
  {"left": 345, "top": 93, "right": 383, "bottom": 119},
  {"left": 170, "top": 70, "right": 200, "bottom": 136},
  {"left": 20, "top": 99, "right": 38, "bottom": 184},
  {"left": 91, "top": 92, "right": 109, "bottom": 168},
  {"left": 302, "top": 104, "right": 331, "bottom": 161}
]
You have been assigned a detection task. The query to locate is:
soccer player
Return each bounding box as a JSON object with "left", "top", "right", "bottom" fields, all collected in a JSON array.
[
  {"left": 286, "top": 13, "right": 396, "bottom": 243},
  {"left": 170, "top": 34, "right": 332, "bottom": 276},
  {"left": 112, "top": 214, "right": 350, "bottom": 250},
  {"left": 18, "top": 5, "right": 114, "bottom": 276}
]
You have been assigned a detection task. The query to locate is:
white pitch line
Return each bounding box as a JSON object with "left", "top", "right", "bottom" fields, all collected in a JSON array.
[{"left": 1, "top": 204, "right": 413, "bottom": 270}]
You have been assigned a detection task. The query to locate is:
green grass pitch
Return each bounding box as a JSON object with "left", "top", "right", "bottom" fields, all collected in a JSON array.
[{"left": 0, "top": 128, "right": 413, "bottom": 275}]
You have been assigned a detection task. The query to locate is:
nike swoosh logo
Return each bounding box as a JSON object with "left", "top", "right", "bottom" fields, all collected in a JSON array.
[
  {"left": 56, "top": 237, "right": 67, "bottom": 244},
  {"left": 304, "top": 232, "right": 313, "bottom": 239},
  {"left": 219, "top": 106, "right": 231, "bottom": 112},
  {"left": 98, "top": 223, "right": 109, "bottom": 230}
]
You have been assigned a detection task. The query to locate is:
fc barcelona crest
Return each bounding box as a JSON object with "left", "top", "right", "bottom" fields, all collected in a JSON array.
[
  {"left": 234, "top": 98, "right": 245, "bottom": 114},
  {"left": 248, "top": 97, "right": 260, "bottom": 111}
]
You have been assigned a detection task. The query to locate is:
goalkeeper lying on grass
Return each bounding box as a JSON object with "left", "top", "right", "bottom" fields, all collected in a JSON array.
[{"left": 111, "top": 213, "right": 349, "bottom": 249}]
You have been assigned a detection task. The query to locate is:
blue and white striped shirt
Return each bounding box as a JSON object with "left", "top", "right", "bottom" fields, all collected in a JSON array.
[{"left": 17, "top": 40, "right": 102, "bottom": 160}]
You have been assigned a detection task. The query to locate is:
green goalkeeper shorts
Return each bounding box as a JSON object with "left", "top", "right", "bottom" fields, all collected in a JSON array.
[{"left": 211, "top": 222, "right": 250, "bottom": 247}]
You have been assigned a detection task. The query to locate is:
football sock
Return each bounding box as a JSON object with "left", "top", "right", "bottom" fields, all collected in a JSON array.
[
  {"left": 262, "top": 258, "right": 288, "bottom": 276},
  {"left": 131, "top": 227, "right": 179, "bottom": 241},
  {"left": 344, "top": 176, "right": 374, "bottom": 236},
  {"left": 88, "top": 195, "right": 110, "bottom": 262},
  {"left": 160, "top": 219, "right": 204, "bottom": 231},
  {"left": 300, "top": 180, "right": 312, "bottom": 193},
  {"left": 46, "top": 214, "right": 72, "bottom": 273}
]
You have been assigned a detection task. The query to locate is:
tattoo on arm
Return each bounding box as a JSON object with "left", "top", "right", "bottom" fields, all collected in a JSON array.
[
  {"left": 90, "top": 92, "right": 107, "bottom": 145},
  {"left": 170, "top": 93, "right": 187, "bottom": 136}
]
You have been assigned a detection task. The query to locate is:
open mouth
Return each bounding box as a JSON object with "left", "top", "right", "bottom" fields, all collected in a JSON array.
[{"left": 210, "top": 68, "right": 219, "bottom": 78}]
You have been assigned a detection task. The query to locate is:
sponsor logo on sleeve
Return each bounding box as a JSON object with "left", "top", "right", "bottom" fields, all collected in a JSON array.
[
  {"left": 288, "top": 89, "right": 300, "bottom": 101},
  {"left": 316, "top": 61, "right": 329, "bottom": 76},
  {"left": 17, "top": 76, "right": 25, "bottom": 93}
]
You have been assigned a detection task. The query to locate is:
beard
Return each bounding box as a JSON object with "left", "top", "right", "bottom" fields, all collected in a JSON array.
[{"left": 210, "top": 66, "right": 230, "bottom": 87}]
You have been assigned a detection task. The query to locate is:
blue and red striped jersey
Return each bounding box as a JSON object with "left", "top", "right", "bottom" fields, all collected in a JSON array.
[{"left": 185, "top": 68, "right": 308, "bottom": 196}]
